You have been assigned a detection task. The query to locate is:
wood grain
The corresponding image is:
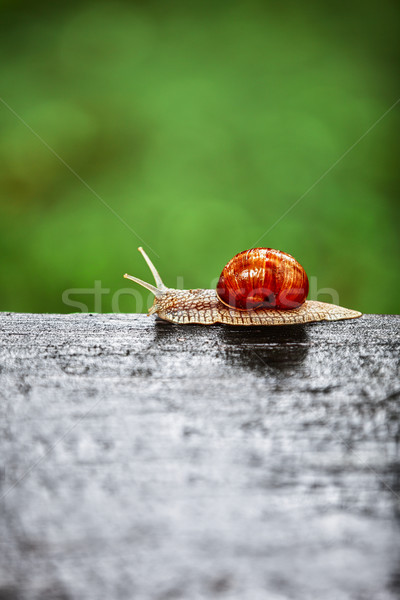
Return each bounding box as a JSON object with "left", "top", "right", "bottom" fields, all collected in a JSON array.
[{"left": 0, "top": 312, "right": 399, "bottom": 600}]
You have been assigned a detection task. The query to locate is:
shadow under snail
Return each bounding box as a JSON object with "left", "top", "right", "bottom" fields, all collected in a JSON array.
[{"left": 124, "top": 247, "right": 362, "bottom": 326}]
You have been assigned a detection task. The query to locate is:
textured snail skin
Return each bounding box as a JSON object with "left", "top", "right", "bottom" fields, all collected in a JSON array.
[
  {"left": 124, "top": 247, "right": 362, "bottom": 326},
  {"left": 149, "top": 289, "right": 362, "bottom": 326},
  {"left": 217, "top": 248, "right": 309, "bottom": 310}
]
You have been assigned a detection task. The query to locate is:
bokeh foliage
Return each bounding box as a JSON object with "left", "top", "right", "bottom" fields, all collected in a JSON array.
[{"left": 0, "top": 0, "right": 399, "bottom": 314}]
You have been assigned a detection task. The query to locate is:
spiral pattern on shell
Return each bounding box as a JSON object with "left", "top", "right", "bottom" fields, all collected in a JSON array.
[{"left": 216, "top": 248, "right": 309, "bottom": 310}]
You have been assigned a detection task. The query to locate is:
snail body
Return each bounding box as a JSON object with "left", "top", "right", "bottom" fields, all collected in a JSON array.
[{"left": 124, "top": 247, "right": 362, "bottom": 326}]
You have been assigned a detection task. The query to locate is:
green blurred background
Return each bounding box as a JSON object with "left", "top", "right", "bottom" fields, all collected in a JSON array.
[{"left": 0, "top": 0, "right": 399, "bottom": 314}]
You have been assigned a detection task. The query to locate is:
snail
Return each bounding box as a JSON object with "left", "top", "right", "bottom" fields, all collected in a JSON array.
[{"left": 124, "top": 247, "right": 362, "bottom": 326}]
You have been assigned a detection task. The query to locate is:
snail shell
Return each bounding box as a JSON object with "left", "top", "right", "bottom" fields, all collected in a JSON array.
[
  {"left": 123, "top": 247, "right": 362, "bottom": 326},
  {"left": 216, "top": 248, "right": 309, "bottom": 310}
]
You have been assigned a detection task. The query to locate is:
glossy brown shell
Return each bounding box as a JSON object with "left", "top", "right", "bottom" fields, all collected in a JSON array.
[{"left": 216, "top": 248, "right": 309, "bottom": 310}]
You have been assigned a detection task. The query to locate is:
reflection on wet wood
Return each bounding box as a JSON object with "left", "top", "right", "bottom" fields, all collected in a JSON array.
[{"left": 0, "top": 312, "right": 399, "bottom": 600}]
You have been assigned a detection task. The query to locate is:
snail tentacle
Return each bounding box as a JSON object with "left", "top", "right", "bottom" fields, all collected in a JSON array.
[
  {"left": 123, "top": 247, "right": 168, "bottom": 298},
  {"left": 123, "top": 273, "right": 161, "bottom": 297},
  {"left": 137, "top": 246, "right": 167, "bottom": 291}
]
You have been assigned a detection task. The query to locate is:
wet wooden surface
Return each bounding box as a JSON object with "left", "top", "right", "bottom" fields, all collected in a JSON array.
[{"left": 0, "top": 312, "right": 399, "bottom": 600}]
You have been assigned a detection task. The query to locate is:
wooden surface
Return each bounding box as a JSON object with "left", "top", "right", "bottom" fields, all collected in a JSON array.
[{"left": 0, "top": 312, "right": 399, "bottom": 600}]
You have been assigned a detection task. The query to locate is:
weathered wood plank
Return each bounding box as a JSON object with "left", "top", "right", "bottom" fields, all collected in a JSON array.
[{"left": 0, "top": 313, "right": 399, "bottom": 600}]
